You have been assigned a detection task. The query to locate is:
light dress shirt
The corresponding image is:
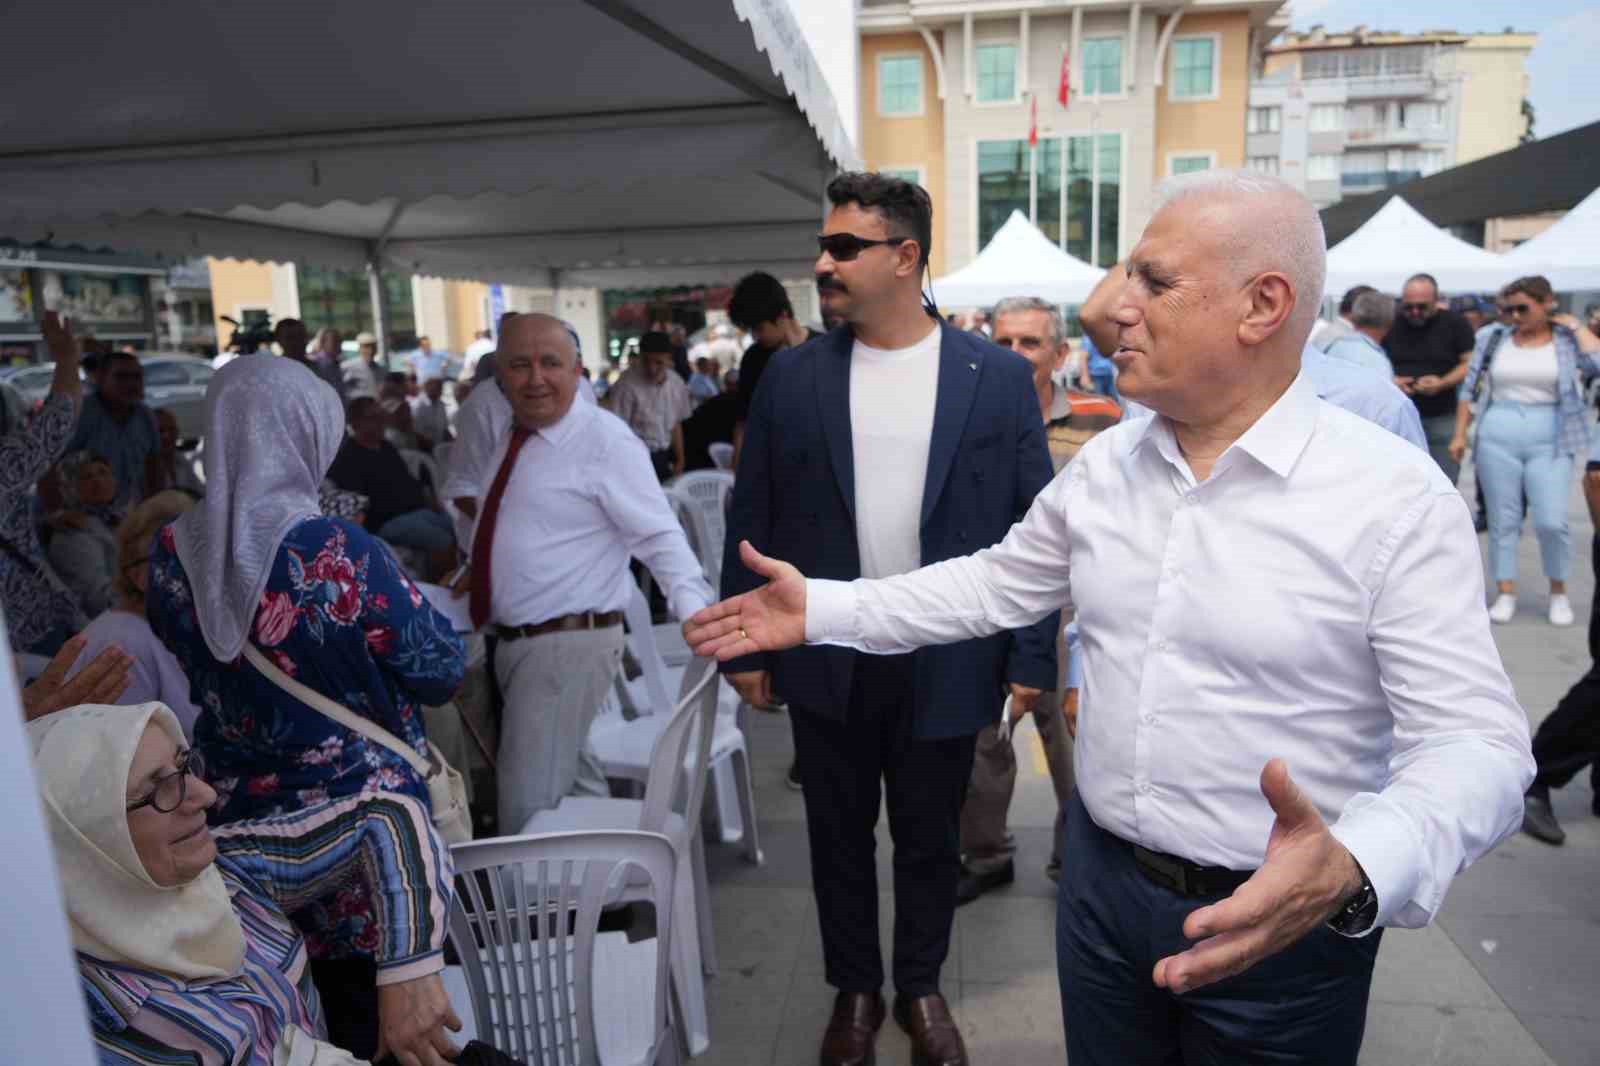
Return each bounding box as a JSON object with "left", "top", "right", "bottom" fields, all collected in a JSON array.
[
  {"left": 806, "top": 370, "right": 1533, "bottom": 930},
  {"left": 1309, "top": 315, "right": 1356, "bottom": 353},
  {"left": 410, "top": 394, "right": 451, "bottom": 446},
  {"left": 1324, "top": 332, "right": 1395, "bottom": 379},
  {"left": 462, "top": 337, "right": 496, "bottom": 380},
  {"left": 1121, "top": 345, "right": 1426, "bottom": 451},
  {"left": 476, "top": 398, "right": 711, "bottom": 626},
  {"left": 407, "top": 347, "right": 451, "bottom": 382},
  {"left": 606, "top": 370, "right": 693, "bottom": 451}
]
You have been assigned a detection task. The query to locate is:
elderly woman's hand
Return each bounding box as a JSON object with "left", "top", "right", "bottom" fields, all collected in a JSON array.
[
  {"left": 21, "top": 636, "right": 133, "bottom": 721},
  {"left": 376, "top": 973, "right": 462, "bottom": 1066}
]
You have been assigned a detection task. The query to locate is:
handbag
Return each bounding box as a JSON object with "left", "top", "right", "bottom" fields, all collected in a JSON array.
[{"left": 242, "top": 643, "right": 473, "bottom": 845}]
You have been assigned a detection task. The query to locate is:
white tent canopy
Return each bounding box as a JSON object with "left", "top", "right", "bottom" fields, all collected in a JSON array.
[
  {"left": 1324, "top": 196, "right": 1514, "bottom": 295},
  {"left": 0, "top": 0, "right": 858, "bottom": 290},
  {"left": 931, "top": 211, "right": 1106, "bottom": 308},
  {"left": 1503, "top": 185, "right": 1600, "bottom": 291}
]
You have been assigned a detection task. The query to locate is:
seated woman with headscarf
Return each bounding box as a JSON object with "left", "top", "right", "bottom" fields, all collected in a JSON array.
[
  {"left": 145, "top": 353, "right": 466, "bottom": 1057},
  {"left": 71, "top": 490, "right": 202, "bottom": 737},
  {"left": 30, "top": 701, "right": 460, "bottom": 1065},
  {"left": 47, "top": 450, "right": 124, "bottom": 617}
]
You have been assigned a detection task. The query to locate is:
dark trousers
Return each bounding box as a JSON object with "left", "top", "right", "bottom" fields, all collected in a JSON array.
[
  {"left": 1531, "top": 533, "right": 1600, "bottom": 795},
  {"left": 1057, "top": 793, "right": 1382, "bottom": 1066},
  {"left": 310, "top": 957, "right": 380, "bottom": 1059},
  {"left": 790, "top": 652, "right": 978, "bottom": 998},
  {"left": 649, "top": 448, "right": 674, "bottom": 482}
]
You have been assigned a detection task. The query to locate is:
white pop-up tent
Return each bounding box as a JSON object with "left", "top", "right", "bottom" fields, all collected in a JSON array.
[
  {"left": 0, "top": 0, "right": 858, "bottom": 313},
  {"left": 931, "top": 211, "right": 1106, "bottom": 308},
  {"left": 1324, "top": 196, "right": 1514, "bottom": 295},
  {"left": 1503, "top": 185, "right": 1600, "bottom": 291}
]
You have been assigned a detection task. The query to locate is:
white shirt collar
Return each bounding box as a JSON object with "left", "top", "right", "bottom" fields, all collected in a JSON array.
[
  {"left": 533, "top": 395, "right": 592, "bottom": 446},
  {"left": 1131, "top": 370, "right": 1319, "bottom": 481}
]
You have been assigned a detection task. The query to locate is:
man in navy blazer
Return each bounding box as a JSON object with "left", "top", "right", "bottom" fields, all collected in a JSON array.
[{"left": 721, "top": 172, "right": 1058, "bottom": 1066}]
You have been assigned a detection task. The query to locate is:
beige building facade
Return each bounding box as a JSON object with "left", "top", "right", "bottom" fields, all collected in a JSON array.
[{"left": 858, "top": 0, "right": 1286, "bottom": 287}]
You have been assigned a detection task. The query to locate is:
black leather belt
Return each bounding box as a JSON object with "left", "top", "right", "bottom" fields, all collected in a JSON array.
[
  {"left": 1125, "top": 840, "right": 1255, "bottom": 898},
  {"left": 493, "top": 610, "right": 624, "bottom": 642}
]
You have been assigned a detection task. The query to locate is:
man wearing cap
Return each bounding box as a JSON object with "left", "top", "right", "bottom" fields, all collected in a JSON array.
[
  {"left": 344, "top": 331, "right": 383, "bottom": 397},
  {"left": 604, "top": 331, "right": 693, "bottom": 481}
]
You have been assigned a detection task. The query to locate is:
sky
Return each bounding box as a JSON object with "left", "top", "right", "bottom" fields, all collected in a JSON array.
[{"left": 1286, "top": 0, "right": 1600, "bottom": 140}]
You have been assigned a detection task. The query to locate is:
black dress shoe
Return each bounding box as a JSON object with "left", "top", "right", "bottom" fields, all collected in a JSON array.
[
  {"left": 955, "top": 859, "right": 1014, "bottom": 906},
  {"left": 787, "top": 760, "right": 803, "bottom": 791},
  {"left": 1523, "top": 793, "right": 1566, "bottom": 845},
  {"left": 893, "top": 993, "right": 969, "bottom": 1066},
  {"left": 819, "top": 990, "right": 885, "bottom": 1066}
]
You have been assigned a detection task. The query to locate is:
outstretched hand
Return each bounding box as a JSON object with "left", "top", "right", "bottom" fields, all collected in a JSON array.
[
  {"left": 1152, "top": 759, "right": 1363, "bottom": 995},
  {"left": 682, "top": 540, "right": 807, "bottom": 660}
]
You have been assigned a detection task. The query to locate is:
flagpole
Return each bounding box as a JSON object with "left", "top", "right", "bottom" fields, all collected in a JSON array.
[{"left": 1029, "top": 95, "right": 1039, "bottom": 224}]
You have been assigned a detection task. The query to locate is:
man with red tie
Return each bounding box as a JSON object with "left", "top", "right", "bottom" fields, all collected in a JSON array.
[{"left": 466, "top": 313, "right": 711, "bottom": 832}]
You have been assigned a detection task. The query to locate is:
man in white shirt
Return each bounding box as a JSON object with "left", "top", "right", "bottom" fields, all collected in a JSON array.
[
  {"left": 687, "top": 170, "right": 1534, "bottom": 1066},
  {"left": 604, "top": 331, "right": 693, "bottom": 480},
  {"left": 464, "top": 313, "right": 711, "bottom": 832},
  {"left": 1323, "top": 290, "right": 1396, "bottom": 378},
  {"left": 409, "top": 374, "right": 452, "bottom": 452},
  {"left": 461, "top": 329, "right": 495, "bottom": 381}
]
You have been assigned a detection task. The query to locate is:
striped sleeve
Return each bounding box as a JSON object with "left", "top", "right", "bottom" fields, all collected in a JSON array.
[{"left": 213, "top": 791, "right": 453, "bottom": 983}]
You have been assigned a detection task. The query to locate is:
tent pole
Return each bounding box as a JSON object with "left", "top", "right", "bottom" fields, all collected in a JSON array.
[{"left": 366, "top": 245, "right": 391, "bottom": 370}]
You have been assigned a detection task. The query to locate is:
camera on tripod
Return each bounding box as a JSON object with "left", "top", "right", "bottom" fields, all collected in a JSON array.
[{"left": 220, "top": 314, "right": 276, "bottom": 355}]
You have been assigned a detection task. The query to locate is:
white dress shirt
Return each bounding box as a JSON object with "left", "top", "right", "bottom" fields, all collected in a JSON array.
[
  {"left": 476, "top": 398, "right": 712, "bottom": 626},
  {"left": 850, "top": 326, "right": 940, "bottom": 579},
  {"left": 606, "top": 370, "right": 693, "bottom": 451},
  {"left": 806, "top": 371, "right": 1533, "bottom": 930},
  {"left": 410, "top": 394, "right": 451, "bottom": 446}
]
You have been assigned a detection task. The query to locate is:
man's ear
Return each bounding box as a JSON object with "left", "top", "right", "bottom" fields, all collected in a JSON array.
[{"left": 1238, "top": 272, "right": 1295, "bottom": 347}]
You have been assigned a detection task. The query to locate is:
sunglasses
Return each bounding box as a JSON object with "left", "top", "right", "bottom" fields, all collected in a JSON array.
[
  {"left": 1401, "top": 302, "right": 1434, "bottom": 313},
  {"left": 817, "top": 232, "right": 910, "bottom": 262},
  {"left": 1503, "top": 303, "right": 1536, "bottom": 316}
]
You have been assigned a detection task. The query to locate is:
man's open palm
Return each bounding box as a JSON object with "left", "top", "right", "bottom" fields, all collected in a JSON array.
[{"left": 683, "top": 540, "right": 807, "bottom": 660}]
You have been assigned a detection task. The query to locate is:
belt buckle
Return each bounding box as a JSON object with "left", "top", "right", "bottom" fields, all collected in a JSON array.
[{"left": 1134, "top": 845, "right": 1188, "bottom": 895}]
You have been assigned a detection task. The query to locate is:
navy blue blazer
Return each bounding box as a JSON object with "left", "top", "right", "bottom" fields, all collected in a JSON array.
[{"left": 721, "top": 320, "right": 1060, "bottom": 740}]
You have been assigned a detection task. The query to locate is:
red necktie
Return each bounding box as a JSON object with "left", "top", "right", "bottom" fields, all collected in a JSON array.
[{"left": 469, "top": 425, "right": 532, "bottom": 629}]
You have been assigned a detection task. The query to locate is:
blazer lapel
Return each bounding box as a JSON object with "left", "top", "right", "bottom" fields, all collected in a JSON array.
[
  {"left": 815, "top": 329, "right": 856, "bottom": 521},
  {"left": 921, "top": 323, "right": 982, "bottom": 527}
]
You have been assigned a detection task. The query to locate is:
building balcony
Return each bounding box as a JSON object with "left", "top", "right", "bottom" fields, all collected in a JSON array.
[
  {"left": 1342, "top": 74, "right": 1436, "bottom": 100},
  {"left": 1343, "top": 125, "right": 1447, "bottom": 148},
  {"left": 1341, "top": 169, "right": 1422, "bottom": 190}
]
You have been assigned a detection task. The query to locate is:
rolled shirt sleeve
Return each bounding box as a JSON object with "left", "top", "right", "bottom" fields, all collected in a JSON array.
[{"left": 1328, "top": 488, "right": 1534, "bottom": 929}]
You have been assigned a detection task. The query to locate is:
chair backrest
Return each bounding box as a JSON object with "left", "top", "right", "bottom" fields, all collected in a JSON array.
[
  {"left": 640, "top": 656, "right": 718, "bottom": 835},
  {"left": 623, "top": 583, "right": 675, "bottom": 716},
  {"left": 399, "top": 447, "right": 441, "bottom": 493},
  {"left": 664, "top": 470, "right": 734, "bottom": 588},
  {"left": 707, "top": 442, "right": 734, "bottom": 470},
  {"left": 448, "top": 829, "right": 677, "bottom": 1066}
]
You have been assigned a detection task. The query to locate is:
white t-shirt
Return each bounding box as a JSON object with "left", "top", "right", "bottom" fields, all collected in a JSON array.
[
  {"left": 1490, "top": 339, "right": 1559, "bottom": 405},
  {"left": 850, "top": 324, "right": 941, "bottom": 579}
]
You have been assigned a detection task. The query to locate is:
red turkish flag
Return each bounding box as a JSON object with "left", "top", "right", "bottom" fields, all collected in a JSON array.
[
  {"left": 1028, "top": 95, "right": 1038, "bottom": 147},
  {"left": 1058, "top": 48, "right": 1071, "bottom": 107}
]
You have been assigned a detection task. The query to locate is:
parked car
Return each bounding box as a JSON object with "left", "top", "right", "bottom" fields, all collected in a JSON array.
[
  {"left": 0, "top": 362, "right": 78, "bottom": 407},
  {"left": 139, "top": 353, "right": 215, "bottom": 443}
]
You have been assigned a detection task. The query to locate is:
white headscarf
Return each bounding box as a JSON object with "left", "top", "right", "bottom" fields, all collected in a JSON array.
[
  {"left": 173, "top": 354, "right": 345, "bottom": 662},
  {"left": 28, "top": 702, "right": 247, "bottom": 980}
]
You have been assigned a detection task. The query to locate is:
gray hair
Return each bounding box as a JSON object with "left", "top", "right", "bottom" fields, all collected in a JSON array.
[
  {"left": 1349, "top": 290, "right": 1395, "bottom": 331},
  {"left": 1150, "top": 168, "right": 1327, "bottom": 344},
  {"left": 990, "top": 296, "right": 1064, "bottom": 348}
]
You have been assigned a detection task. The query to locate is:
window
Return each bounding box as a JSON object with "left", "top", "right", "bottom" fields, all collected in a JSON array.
[
  {"left": 1169, "top": 153, "right": 1213, "bottom": 175},
  {"left": 1247, "top": 107, "right": 1281, "bottom": 134},
  {"left": 1082, "top": 37, "right": 1123, "bottom": 97},
  {"left": 1247, "top": 155, "right": 1280, "bottom": 176},
  {"left": 1302, "top": 52, "right": 1340, "bottom": 80},
  {"left": 879, "top": 167, "right": 923, "bottom": 187},
  {"left": 976, "top": 133, "right": 1120, "bottom": 265},
  {"left": 1309, "top": 104, "right": 1343, "bottom": 132},
  {"left": 1341, "top": 49, "right": 1380, "bottom": 78},
  {"left": 142, "top": 361, "right": 188, "bottom": 387},
  {"left": 1345, "top": 103, "right": 1380, "bottom": 130},
  {"left": 1170, "top": 36, "right": 1217, "bottom": 100},
  {"left": 976, "top": 43, "right": 1018, "bottom": 103},
  {"left": 1307, "top": 154, "right": 1341, "bottom": 182},
  {"left": 186, "top": 364, "right": 214, "bottom": 387},
  {"left": 1398, "top": 102, "right": 1441, "bottom": 130},
  {"left": 878, "top": 54, "right": 923, "bottom": 116},
  {"left": 297, "top": 265, "right": 416, "bottom": 344},
  {"left": 1383, "top": 46, "right": 1424, "bottom": 76}
]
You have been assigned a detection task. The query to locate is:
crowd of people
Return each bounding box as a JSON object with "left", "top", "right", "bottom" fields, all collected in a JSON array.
[{"left": 4, "top": 164, "right": 1600, "bottom": 1066}]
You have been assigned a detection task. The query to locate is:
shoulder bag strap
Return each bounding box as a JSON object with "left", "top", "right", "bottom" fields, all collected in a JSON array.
[
  {"left": 1471, "top": 327, "right": 1508, "bottom": 406},
  {"left": 241, "top": 643, "right": 432, "bottom": 778}
]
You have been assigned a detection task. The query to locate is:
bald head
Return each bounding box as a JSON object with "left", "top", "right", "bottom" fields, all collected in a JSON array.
[{"left": 499, "top": 312, "right": 581, "bottom": 429}]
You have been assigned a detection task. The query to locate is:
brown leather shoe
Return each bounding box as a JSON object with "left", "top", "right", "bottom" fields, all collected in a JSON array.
[
  {"left": 892, "top": 993, "right": 969, "bottom": 1066},
  {"left": 819, "top": 990, "right": 886, "bottom": 1066}
]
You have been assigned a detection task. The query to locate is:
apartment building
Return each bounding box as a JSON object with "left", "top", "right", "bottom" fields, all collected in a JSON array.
[
  {"left": 1249, "top": 28, "right": 1536, "bottom": 208},
  {"left": 858, "top": 0, "right": 1287, "bottom": 279}
]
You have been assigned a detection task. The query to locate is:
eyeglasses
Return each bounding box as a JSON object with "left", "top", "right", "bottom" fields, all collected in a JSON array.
[
  {"left": 1401, "top": 302, "right": 1434, "bottom": 313},
  {"left": 1503, "top": 303, "right": 1536, "bottom": 316},
  {"left": 816, "top": 232, "right": 910, "bottom": 262},
  {"left": 126, "top": 747, "right": 206, "bottom": 814}
]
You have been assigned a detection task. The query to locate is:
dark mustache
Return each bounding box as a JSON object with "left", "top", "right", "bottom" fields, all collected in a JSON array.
[{"left": 816, "top": 276, "right": 848, "bottom": 294}]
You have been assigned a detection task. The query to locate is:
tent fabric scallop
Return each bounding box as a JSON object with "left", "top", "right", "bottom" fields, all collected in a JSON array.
[
  {"left": 1503, "top": 185, "right": 1600, "bottom": 291},
  {"left": 1323, "top": 196, "right": 1513, "bottom": 295},
  {"left": 931, "top": 211, "right": 1107, "bottom": 308}
]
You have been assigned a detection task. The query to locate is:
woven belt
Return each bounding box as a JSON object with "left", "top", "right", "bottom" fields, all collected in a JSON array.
[
  {"left": 493, "top": 610, "right": 624, "bottom": 642},
  {"left": 1125, "top": 841, "right": 1255, "bottom": 898}
]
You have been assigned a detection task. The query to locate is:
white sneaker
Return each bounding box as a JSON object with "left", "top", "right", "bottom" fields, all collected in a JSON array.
[
  {"left": 1549, "top": 594, "right": 1575, "bottom": 627},
  {"left": 1488, "top": 594, "right": 1517, "bottom": 624}
]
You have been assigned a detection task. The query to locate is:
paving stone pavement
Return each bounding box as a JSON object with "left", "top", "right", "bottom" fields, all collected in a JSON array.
[{"left": 693, "top": 460, "right": 1599, "bottom": 1066}]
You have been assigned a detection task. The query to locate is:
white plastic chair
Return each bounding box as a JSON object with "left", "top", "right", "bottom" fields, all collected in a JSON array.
[
  {"left": 447, "top": 829, "right": 680, "bottom": 1066},
  {"left": 521, "top": 657, "right": 720, "bottom": 1057},
  {"left": 706, "top": 442, "right": 734, "bottom": 471},
  {"left": 662, "top": 471, "right": 733, "bottom": 590},
  {"left": 399, "top": 447, "right": 442, "bottom": 496}
]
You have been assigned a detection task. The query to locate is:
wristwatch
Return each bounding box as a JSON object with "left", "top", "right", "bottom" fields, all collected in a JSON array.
[{"left": 1326, "top": 864, "right": 1378, "bottom": 938}]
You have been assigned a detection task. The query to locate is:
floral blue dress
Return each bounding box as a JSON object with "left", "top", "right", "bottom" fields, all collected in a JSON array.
[{"left": 147, "top": 516, "right": 465, "bottom": 959}]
